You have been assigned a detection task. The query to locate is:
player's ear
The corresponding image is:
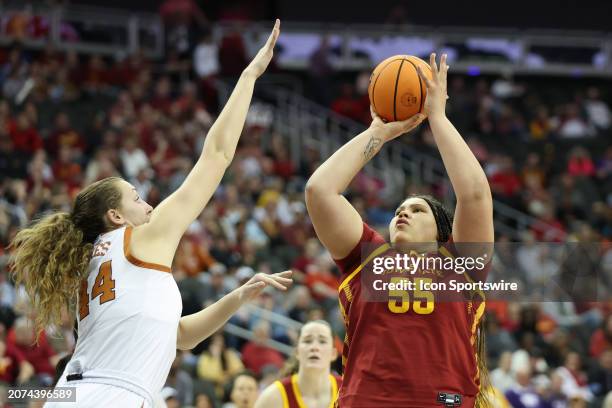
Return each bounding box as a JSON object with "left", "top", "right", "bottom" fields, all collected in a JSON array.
[{"left": 106, "top": 208, "right": 125, "bottom": 226}]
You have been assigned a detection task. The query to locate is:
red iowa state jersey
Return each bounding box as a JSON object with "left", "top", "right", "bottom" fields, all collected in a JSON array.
[
  {"left": 335, "top": 223, "right": 490, "bottom": 408},
  {"left": 275, "top": 373, "right": 342, "bottom": 408}
]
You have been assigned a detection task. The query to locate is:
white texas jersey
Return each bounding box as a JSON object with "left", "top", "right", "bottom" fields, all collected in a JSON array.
[{"left": 58, "top": 226, "right": 182, "bottom": 406}]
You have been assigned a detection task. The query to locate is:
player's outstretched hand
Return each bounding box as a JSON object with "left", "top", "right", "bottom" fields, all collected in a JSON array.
[
  {"left": 416, "top": 53, "right": 449, "bottom": 120},
  {"left": 238, "top": 270, "right": 293, "bottom": 302},
  {"left": 369, "top": 105, "right": 426, "bottom": 142},
  {"left": 243, "top": 19, "right": 280, "bottom": 79}
]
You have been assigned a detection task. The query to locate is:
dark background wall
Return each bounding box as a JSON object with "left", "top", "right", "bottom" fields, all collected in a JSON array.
[{"left": 78, "top": 0, "right": 612, "bottom": 31}]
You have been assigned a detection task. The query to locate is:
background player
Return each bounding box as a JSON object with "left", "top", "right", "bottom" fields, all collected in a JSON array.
[
  {"left": 255, "top": 320, "right": 341, "bottom": 408},
  {"left": 10, "top": 20, "right": 288, "bottom": 408},
  {"left": 305, "top": 53, "right": 494, "bottom": 407}
]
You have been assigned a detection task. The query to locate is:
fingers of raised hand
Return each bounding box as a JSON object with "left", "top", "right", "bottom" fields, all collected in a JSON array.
[
  {"left": 439, "top": 53, "right": 449, "bottom": 85},
  {"left": 416, "top": 66, "right": 434, "bottom": 89},
  {"left": 266, "top": 19, "right": 281, "bottom": 50},
  {"left": 255, "top": 272, "right": 291, "bottom": 290},
  {"left": 273, "top": 270, "right": 293, "bottom": 279},
  {"left": 429, "top": 53, "right": 439, "bottom": 78}
]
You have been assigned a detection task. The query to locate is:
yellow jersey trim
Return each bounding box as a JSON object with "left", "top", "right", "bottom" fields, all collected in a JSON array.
[{"left": 275, "top": 380, "right": 289, "bottom": 408}]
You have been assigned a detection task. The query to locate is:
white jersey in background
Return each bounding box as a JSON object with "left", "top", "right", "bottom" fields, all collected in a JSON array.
[{"left": 47, "top": 226, "right": 182, "bottom": 408}]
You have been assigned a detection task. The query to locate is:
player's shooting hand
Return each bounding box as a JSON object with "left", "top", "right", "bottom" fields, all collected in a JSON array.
[
  {"left": 238, "top": 270, "right": 293, "bottom": 302},
  {"left": 243, "top": 19, "right": 280, "bottom": 79},
  {"left": 416, "top": 53, "right": 449, "bottom": 120},
  {"left": 369, "top": 105, "right": 426, "bottom": 142}
]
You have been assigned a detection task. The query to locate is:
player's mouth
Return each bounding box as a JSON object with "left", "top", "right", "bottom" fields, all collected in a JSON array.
[
  {"left": 308, "top": 355, "right": 321, "bottom": 361},
  {"left": 396, "top": 219, "right": 410, "bottom": 227}
]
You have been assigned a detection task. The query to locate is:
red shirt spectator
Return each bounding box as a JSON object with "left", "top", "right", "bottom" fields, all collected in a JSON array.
[
  {"left": 331, "top": 84, "right": 366, "bottom": 123},
  {"left": 52, "top": 145, "right": 82, "bottom": 189},
  {"left": 590, "top": 315, "right": 612, "bottom": 358},
  {"left": 0, "top": 340, "right": 27, "bottom": 384},
  {"left": 8, "top": 113, "right": 43, "bottom": 154},
  {"left": 7, "top": 325, "right": 56, "bottom": 377},
  {"left": 241, "top": 321, "right": 284, "bottom": 375},
  {"left": 46, "top": 113, "right": 86, "bottom": 156},
  {"left": 567, "top": 156, "right": 596, "bottom": 177}
]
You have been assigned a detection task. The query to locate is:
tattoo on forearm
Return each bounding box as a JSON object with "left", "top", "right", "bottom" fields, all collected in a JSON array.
[{"left": 363, "top": 137, "right": 382, "bottom": 161}]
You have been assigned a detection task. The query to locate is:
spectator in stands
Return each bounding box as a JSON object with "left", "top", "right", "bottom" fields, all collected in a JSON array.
[
  {"left": 0, "top": 338, "right": 34, "bottom": 385},
  {"left": 241, "top": 320, "right": 284, "bottom": 376},
  {"left": 160, "top": 386, "right": 181, "bottom": 408},
  {"left": 309, "top": 36, "right": 334, "bottom": 105},
  {"left": 505, "top": 366, "right": 548, "bottom": 408},
  {"left": 490, "top": 351, "right": 516, "bottom": 394},
  {"left": 555, "top": 351, "right": 593, "bottom": 402},
  {"left": 7, "top": 317, "right": 58, "bottom": 385},
  {"left": 0, "top": 135, "right": 29, "bottom": 179},
  {"left": 590, "top": 314, "right": 612, "bottom": 358},
  {"left": 219, "top": 28, "right": 249, "bottom": 77},
  {"left": 287, "top": 285, "right": 313, "bottom": 323},
  {"left": 225, "top": 371, "right": 259, "bottom": 408},
  {"left": 46, "top": 112, "right": 85, "bottom": 158},
  {"left": 119, "top": 135, "right": 150, "bottom": 180},
  {"left": 198, "top": 332, "right": 244, "bottom": 399},
  {"left": 194, "top": 390, "right": 216, "bottom": 408},
  {"left": 588, "top": 349, "right": 612, "bottom": 401},
  {"left": 488, "top": 155, "right": 522, "bottom": 206},
  {"left": 529, "top": 105, "right": 555, "bottom": 140},
  {"left": 8, "top": 112, "right": 42, "bottom": 155},
  {"left": 485, "top": 315, "right": 518, "bottom": 366},
  {"left": 566, "top": 147, "right": 596, "bottom": 179},
  {"left": 51, "top": 145, "right": 82, "bottom": 192},
  {"left": 193, "top": 27, "right": 220, "bottom": 112},
  {"left": 558, "top": 103, "right": 594, "bottom": 139},
  {"left": 331, "top": 83, "right": 364, "bottom": 123},
  {"left": 584, "top": 86, "right": 611, "bottom": 131},
  {"left": 303, "top": 256, "right": 339, "bottom": 310}
]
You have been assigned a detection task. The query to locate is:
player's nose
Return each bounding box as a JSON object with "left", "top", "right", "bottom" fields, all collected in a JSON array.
[{"left": 398, "top": 211, "right": 411, "bottom": 219}]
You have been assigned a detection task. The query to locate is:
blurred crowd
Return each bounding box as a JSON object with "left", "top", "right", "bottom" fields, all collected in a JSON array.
[{"left": 0, "top": 12, "right": 611, "bottom": 408}]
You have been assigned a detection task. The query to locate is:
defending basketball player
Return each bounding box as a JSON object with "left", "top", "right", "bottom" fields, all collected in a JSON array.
[
  {"left": 9, "top": 20, "right": 289, "bottom": 408},
  {"left": 305, "top": 53, "right": 494, "bottom": 407},
  {"left": 254, "top": 320, "right": 342, "bottom": 408}
]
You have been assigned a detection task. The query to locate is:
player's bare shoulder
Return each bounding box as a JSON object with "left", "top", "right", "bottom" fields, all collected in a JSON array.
[{"left": 254, "top": 381, "right": 284, "bottom": 408}]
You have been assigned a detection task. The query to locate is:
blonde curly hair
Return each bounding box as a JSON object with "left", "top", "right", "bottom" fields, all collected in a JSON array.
[{"left": 9, "top": 177, "right": 123, "bottom": 337}]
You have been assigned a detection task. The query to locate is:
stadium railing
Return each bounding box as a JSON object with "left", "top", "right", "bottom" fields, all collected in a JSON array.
[
  {"left": 0, "top": 2, "right": 163, "bottom": 58},
  {"left": 225, "top": 304, "right": 304, "bottom": 356}
]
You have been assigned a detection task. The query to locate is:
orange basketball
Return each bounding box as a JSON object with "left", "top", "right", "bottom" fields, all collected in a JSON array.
[{"left": 368, "top": 55, "right": 432, "bottom": 122}]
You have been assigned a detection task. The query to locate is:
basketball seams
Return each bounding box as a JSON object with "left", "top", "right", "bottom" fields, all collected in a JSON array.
[
  {"left": 371, "top": 57, "right": 404, "bottom": 119},
  {"left": 404, "top": 58, "right": 424, "bottom": 114},
  {"left": 392, "top": 59, "right": 406, "bottom": 122}
]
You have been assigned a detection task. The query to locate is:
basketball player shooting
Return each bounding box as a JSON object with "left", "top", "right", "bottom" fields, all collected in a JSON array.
[{"left": 305, "top": 53, "right": 494, "bottom": 407}]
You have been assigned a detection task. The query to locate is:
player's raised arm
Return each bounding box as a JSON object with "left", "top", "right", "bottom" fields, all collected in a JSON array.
[
  {"left": 416, "top": 53, "right": 493, "bottom": 247},
  {"left": 177, "top": 271, "right": 292, "bottom": 350},
  {"left": 305, "top": 108, "right": 425, "bottom": 259},
  {"left": 131, "top": 20, "right": 281, "bottom": 266}
]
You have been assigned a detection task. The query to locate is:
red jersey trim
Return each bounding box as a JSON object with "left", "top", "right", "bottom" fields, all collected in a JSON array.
[{"left": 123, "top": 226, "right": 172, "bottom": 272}]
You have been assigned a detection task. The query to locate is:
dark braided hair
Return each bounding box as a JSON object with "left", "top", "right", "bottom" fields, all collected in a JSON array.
[{"left": 410, "top": 194, "right": 453, "bottom": 243}]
